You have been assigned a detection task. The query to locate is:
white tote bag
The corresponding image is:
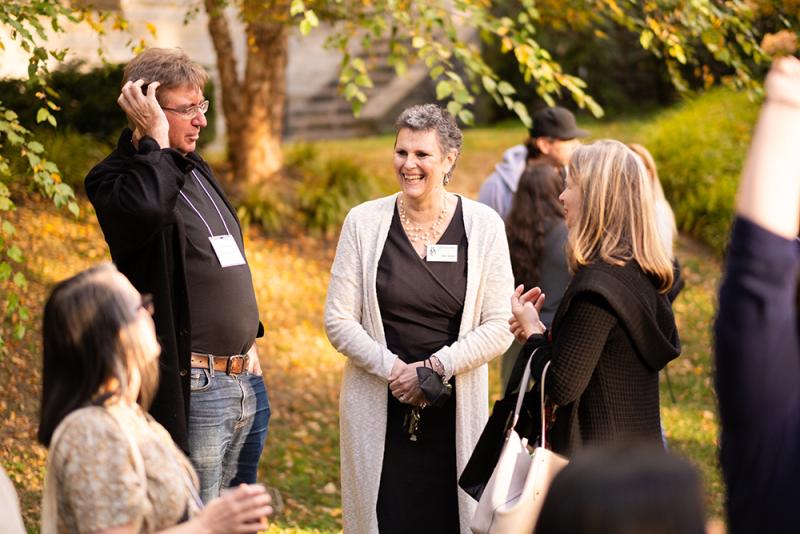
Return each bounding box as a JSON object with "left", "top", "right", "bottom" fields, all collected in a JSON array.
[{"left": 470, "top": 357, "right": 568, "bottom": 534}]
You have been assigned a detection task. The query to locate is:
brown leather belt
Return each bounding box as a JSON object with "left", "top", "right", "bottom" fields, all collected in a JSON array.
[{"left": 190, "top": 352, "right": 249, "bottom": 376}]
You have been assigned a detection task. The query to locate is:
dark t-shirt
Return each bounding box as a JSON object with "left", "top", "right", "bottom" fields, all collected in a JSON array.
[{"left": 177, "top": 169, "right": 259, "bottom": 355}]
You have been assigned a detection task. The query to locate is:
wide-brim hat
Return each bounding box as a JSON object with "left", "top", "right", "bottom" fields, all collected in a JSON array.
[{"left": 529, "top": 106, "right": 588, "bottom": 140}]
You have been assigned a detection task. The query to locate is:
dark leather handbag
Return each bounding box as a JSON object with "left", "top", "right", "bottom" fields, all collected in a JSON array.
[{"left": 458, "top": 345, "right": 542, "bottom": 501}]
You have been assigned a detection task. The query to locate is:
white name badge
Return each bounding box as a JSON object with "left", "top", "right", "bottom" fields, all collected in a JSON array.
[
  {"left": 426, "top": 244, "right": 458, "bottom": 263},
  {"left": 209, "top": 235, "right": 246, "bottom": 268}
]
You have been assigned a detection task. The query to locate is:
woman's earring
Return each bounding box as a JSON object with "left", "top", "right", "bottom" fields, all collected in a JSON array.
[{"left": 443, "top": 175, "right": 451, "bottom": 186}]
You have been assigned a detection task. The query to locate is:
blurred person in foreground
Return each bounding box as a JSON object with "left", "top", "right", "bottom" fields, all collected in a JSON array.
[
  {"left": 478, "top": 106, "right": 588, "bottom": 219},
  {"left": 84, "top": 47, "right": 269, "bottom": 503},
  {"left": 324, "top": 103, "right": 513, "bottom": 533},
  {"left": 714, "top": 56, "right": 800, "bottom": 533},
  {"left": 509, "top": 140, "right": 681, "bottom": 455},
  {"left": 534, "top": 446, "right": 706, "bottom": 534},
  {"left": 38, "top": 263, "right": 271, "bottom": 533}
]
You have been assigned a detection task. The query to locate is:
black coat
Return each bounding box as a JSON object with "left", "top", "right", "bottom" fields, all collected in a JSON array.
[
  {"left": 524, "top": 260, "right": 681, "bottom": 455},
  {"left": 85, "top": 129, "right": 261, "bottom": 452}
]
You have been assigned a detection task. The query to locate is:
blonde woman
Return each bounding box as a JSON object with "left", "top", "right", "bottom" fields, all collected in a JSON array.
[{"left": 509, "top": 140, "right": 681, "bottom": 455}]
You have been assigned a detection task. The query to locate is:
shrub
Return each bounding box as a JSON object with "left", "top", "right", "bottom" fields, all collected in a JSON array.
[
  {"left": 238, "top": 143, "right": 391, "bottom": 236},
  {"left": 639, "top": 88, "right": 760, "bottom": 257},
  {"left": 0, "top": 127, "right": 112, "bottom": 195}
]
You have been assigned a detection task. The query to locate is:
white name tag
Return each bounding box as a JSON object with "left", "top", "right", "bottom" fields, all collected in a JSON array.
[
  {"left": 209, "top": 235, "right": 246, "bottom": 268},
  {"left": 426, "top": 244, "right": 458, "bottom": 262}
]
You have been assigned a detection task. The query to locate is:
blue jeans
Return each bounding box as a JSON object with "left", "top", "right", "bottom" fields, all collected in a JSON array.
[{"left": 188, "top": 369, "right": 270, "bottom": 503}]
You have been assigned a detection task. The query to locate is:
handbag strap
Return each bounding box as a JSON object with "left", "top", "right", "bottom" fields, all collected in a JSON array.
[
  {"left": 511, "top": 347, "right": 539, "bottom": 428},
  {"left": 540, "top": 360, "right": 552, "bottom": 448}
]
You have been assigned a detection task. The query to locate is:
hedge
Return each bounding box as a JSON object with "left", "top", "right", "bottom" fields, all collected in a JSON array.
[{"left": 640, "top": 88, "right": 760, "bottom": 257}]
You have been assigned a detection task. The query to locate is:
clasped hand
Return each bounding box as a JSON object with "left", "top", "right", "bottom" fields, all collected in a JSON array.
[
  {"left": 117, "top": 79, "right": 170, "bottom": 149},
  {"left": 509, "top": 284, "right": 547, "bottom": 344},
  {"left": 389, "top": 359, "right": 426, "bottom": 406}
]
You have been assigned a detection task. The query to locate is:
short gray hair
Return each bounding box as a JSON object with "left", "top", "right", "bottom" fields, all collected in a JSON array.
[
  {"left": 123, "top": 48, "right": 208, "bottom": 103},
  {"left": 395, "top": 103, "right": 463, "bottom": 158}
]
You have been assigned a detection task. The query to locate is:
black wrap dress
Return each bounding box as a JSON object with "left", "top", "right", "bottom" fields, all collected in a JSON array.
[{"left": 375, "top": 197, "right": 467, "bottom": 534}]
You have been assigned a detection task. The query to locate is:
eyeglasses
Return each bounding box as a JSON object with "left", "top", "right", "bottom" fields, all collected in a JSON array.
[
  {"left": 138, "top": 293, "right": 155, "bottom": 316},
  {"left": 161, "top": 99, "right": 209, "bottom": 120}
]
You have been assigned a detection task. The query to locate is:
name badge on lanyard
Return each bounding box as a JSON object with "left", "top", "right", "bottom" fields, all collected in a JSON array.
[
  {"left": 426, "top": 244, "right": 458, "bottom": 262},
  {"left": 209, "top": 235, "right": 247, "bottom": 268}
]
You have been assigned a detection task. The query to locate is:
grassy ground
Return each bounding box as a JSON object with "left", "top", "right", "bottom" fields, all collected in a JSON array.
[{"left": 1, "top": 117, "right": 723, "bottom": 532}]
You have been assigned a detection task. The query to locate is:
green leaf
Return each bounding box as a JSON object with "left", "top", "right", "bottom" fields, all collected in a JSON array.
[
  {"left": 2, "top": 221, "right": 14, "bottom": 236},
  {"left": 27, "top": 141, "right": 44, "bottom": 153},
  {"left": 299, "top": 19, "right": 312, "bottom": 35},
  {"left": 6, "top": 245, "right": 22, "bottom": 263},
  {"left": 304, "top": 10, "right": 319, "bottom": 29},
  {"left": 457, "top": 109, "right": 474, "bottom": 125},
  {"left": 435, "top": 80, "right": 453, "bottom": 100},
  {"left": 13, "top": 324, "right": 25, "bottom": 340},
  {"left": 12, "top": 272, "right": 26, "bottom": 289},
  {"left": 513, "top": 101, "right": 532, "bottom": 127},
  {"left": 0, "top": 262, "right": 11, "bottom": 281},
  {"left": 68, "top": 201, "right": 80, "bottom": 217},
  {"left": 482, "top": 76, "right": 496, "bottom": 93},
  {"left": 290, "top": 0, "right": 305, "bottom": 16},
  {"left": 412, "top": 36, "right": 426, "bottom": 49},
  {"left": 497, "top": 81, "right": 516, "bottom": 96},
  {"left": 36, "top": 108, "right": 49, "bottom": 123}
]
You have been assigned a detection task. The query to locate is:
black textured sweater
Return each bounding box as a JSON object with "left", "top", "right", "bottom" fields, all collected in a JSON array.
[{"left": 523, "top": 260, "right": 681, "bottom": 455}]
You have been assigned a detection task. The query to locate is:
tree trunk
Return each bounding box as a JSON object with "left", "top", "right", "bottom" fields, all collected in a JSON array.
[{"left": 204, "top": 0, "right": 288, "bottom": 190}]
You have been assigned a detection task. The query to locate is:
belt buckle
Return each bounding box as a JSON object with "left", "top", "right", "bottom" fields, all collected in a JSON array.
[{"left": 226, "top": 355, "right": 245, "bottom": 375}]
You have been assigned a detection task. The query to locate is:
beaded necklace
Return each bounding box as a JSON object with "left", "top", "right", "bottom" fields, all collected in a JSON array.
[{"left": 398, "top": 193, "right": 449, "bottom": 245}]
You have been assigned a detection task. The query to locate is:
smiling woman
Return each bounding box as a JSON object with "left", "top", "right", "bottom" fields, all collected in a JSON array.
[{"left": 324, "top": 103, "right": 514, "bottom": 534}]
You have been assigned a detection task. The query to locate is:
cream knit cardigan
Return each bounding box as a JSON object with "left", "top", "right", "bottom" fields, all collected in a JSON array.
[{"left": 324, "top": 193, "right": 514, "bottom": 534}]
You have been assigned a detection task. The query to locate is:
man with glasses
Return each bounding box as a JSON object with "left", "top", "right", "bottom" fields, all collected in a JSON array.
[{"left": 85, "top": 47, "right": 270, "bottom": 503}]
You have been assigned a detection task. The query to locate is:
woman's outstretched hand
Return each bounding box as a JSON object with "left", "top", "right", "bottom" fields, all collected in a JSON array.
[{"left": 509, "top": 285, "right": 547, "bottom": 344}]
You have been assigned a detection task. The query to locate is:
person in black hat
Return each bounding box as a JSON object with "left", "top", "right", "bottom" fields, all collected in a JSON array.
[{"left": 478, "top": 106, "right": 588, "bottom": 219}]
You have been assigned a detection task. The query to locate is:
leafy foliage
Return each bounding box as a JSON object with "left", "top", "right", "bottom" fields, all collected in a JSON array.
[
  {"left": 284, "top": 0, "right": 785, "bottom": 128},
  {"left": 239, "top": 143, "right": 392, "bottom": 236},
  {"left": 641, "top": 88, "right": 760, "bottom": 257},
  {"left": 0, "top": 1, "right": 97, "bottom": 352}
]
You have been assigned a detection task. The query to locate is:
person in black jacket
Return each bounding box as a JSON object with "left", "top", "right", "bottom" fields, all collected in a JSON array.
[
  {"left": 84, "top": 48, "right": 269, "bottom": 503},
  {"left": 509, "top": 140, "right": 681, "bottom": 455}
]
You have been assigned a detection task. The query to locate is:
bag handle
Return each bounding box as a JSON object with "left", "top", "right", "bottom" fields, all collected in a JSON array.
[
  {"left": 540, "top": 360, "right": 552, "bottom": 447},
  {"left": 511, "top": 347, "right": 538, "bottom": 428}
]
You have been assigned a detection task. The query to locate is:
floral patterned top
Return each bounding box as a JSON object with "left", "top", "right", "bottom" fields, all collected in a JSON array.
[{"left": 48, "top": 402, "right": 200, "bottom": 533}]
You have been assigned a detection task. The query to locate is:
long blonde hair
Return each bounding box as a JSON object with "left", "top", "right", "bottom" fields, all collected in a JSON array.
[
  {"left": 566, "top": 140, "right": 674, "bottom": 293},
  {"left": 628, "top": 142, "right": 677, "bottom": 258}
]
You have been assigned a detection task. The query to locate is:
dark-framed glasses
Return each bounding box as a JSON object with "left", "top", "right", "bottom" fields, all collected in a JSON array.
[
  {"left": 161, "top": 99, "right": 209, "bottom": 120},
  {"left": 138, "top": 293, "right": 155, "bottom": 316}
]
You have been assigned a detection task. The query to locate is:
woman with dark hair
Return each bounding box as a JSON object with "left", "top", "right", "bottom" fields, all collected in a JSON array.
[
  {"left": 39, "top": 263, "right": 271, "bottom": 533},
  {"left": 509, "top": 140, "right": 681, "bottom": 454},
  {"left": 502, "top": 163, "right": 571, "bottom": 385},
  {"left": 534, "top": 446, "right": 706, "bottom": 534}
]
